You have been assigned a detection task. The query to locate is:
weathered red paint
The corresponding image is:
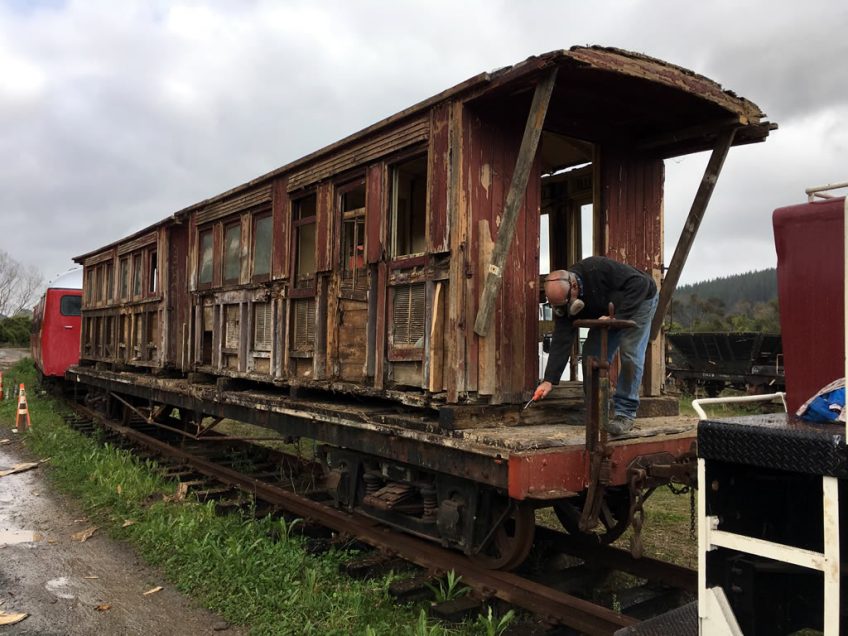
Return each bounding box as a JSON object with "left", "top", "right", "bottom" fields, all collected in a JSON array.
[
  {"left": 427, "top": 103, "right": 451, "bottom": 253},
  {"left": 365, "top": 164, "right": 383, "bottom": 264},
  {"left": 271, "top": 177, "right": 290, "bottom": 279},
  {"left": 508, "top": 434, "right": 695, "bottom": 499},
  {"left": 32, "top": 286, "right": 82, "bottom": 378},
  {"left": 774, "top": 197, "right": 845, "bottom": 413}
]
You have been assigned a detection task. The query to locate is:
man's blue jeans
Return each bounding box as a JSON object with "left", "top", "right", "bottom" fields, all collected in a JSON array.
[{"left": 581, "top": 293, "right": 659, "bottom": 420}]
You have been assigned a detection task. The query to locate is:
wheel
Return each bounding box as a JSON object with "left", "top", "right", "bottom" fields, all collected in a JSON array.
[
  {"left": 554, "top": 487, "right": 631, "bottom": 545},
  {"left": 470, "top": 499, "right": 535, "bottom": 570}
]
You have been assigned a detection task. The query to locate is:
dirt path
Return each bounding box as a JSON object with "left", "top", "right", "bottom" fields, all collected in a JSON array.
[{"left": 0, "top": 390, "right": 244, "bottom": 634}]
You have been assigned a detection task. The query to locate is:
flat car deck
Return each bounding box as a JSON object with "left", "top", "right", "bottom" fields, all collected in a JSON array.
[{"left": 69, "top": 366, "right": 696, "bottom": 500}]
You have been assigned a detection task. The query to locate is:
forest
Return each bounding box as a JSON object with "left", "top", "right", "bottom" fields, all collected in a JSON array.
[{"left": 667, "top": 268, "right": 780, "bottom": 333}]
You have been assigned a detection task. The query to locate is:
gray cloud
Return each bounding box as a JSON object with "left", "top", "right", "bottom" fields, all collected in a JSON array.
[{"left": 0, "top": 0, "right": 845, "bottom": 288}]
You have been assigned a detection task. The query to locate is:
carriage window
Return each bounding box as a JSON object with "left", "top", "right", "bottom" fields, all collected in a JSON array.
[
  {"left": 293, "top": 194, "right": 316, "bottom": 290},
  {"left": 95, "top": 266, "right": 103, "bottom": 303},
  {"left": 198, "top": 229, "right": 213, "bottom": 286},
  {"left": 132, "top": 253, "right": 143, "bottom": 297},
  {"left": 252, "top": 213, "right": 272, "bottom": 279},
  {"left": 119, "top": 257, "right": 130, "bottom": 299},
  {"left": 340, "top": 182, "right": 367, "bottom": 298},
  {"left": 390, "top": 156, "right": 427, "bottom": 258},
  {"left": 148, "top": 250, "right": 157, "bottom": 295},
  {"left": 104, "top": 262, "right": 114, "bottom": 302},
  {"left": 60, "top": 295, "right": 81, "bottom": 317},
  {"left": 223, "top": 223, "right": 241, "bottom": 284}
]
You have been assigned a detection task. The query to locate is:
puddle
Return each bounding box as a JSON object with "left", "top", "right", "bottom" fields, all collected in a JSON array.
[{"left": 0, "top": 529, "right": 44, "bottom": 545}]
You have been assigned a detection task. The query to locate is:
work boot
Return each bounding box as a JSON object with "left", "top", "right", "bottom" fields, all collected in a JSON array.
[{"left": 606, "top": 415, "right": 634, "bottom": 436}]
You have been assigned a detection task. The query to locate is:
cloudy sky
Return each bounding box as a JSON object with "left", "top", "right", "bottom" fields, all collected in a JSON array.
[{"left": 2, "top": 0, "right": 846, "bottom": 289}]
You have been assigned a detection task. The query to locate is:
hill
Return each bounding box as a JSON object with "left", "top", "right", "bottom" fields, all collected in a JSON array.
[{"left": 668, "top": 268, "right": 779, "bottom": 333}]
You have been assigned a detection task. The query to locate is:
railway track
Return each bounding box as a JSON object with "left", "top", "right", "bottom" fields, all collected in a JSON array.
[{"left": 62, "top": 400, "right": 695, "bottom": 635}]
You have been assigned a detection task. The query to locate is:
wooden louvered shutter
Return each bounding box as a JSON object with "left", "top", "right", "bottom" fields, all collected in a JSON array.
[
  {"left": 391, "top": 283, "right": 426, "bottom": 348},
  {"left": 253, "top": 302, "right": 273, "bottom": 352},
  {"left": 292, "top": 298, "right": 315, "bottom": 352}
]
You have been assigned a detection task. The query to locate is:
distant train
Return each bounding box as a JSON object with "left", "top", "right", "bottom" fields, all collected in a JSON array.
[
  {"left": 31, "top": 269, "right": 83, "bottom": 382},
  {"left": 666, "top": 331, "right": 784, "bottom": 396}
]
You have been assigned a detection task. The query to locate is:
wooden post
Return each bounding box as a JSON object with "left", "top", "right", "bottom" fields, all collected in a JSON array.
[
  {"left": 650, "top": 128, "right": 737, "bottom": 341},
  {"left": 473, "top": 67, "right": 557, "bottom": 337}
]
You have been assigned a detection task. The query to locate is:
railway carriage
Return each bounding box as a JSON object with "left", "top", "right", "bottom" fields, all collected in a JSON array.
[
  {"left": 70, "top": 46, "right": 774, "bottom": 567},
  {"left": 31, "top": 268, "right": 83, "bottom": 382}
]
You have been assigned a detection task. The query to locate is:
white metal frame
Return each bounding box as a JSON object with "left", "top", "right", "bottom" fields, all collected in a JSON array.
[{"left": 697, "top": 182, "right": 847, "bottom": 634}]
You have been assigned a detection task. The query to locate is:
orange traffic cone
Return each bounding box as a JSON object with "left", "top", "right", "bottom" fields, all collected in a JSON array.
[{"left": 15, "top": 384, "right": 31, "bottom": 429}]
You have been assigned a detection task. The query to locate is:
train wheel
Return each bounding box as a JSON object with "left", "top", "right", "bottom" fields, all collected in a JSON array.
[
  {"left": 554, "top": 487, "right": 630, "bottom": 545},
  {"left": 470, "top": 499, "right": 535, "bottom": 570}
]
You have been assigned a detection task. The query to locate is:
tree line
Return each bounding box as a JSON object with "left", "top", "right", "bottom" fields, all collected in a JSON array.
[
  {"left": 667, "top": 268, "right": 780, "bottom": 333},
  {"left": 0, "top": 249, "right": 42, "bottom": 346}
]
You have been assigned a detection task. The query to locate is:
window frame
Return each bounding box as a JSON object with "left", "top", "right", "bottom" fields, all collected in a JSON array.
[
  {"left": 251, "top": 210, "right": 273, "bottom": 283},
  {"left": 222, "top": 221, "right": 242, "bottom": 286},
  {"left": 290, "top": 193, "right": 318, "bottom": 299},
  {"left": 388, "top": 153, "right": 429, "bottom": 262},
  {"left": 197, "top": 226, "right": 214, "bottom": 289}
]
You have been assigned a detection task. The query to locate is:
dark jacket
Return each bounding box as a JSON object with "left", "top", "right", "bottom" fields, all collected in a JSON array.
[{"left": 543, "top": 257, "right": 656, "bottom": 384}]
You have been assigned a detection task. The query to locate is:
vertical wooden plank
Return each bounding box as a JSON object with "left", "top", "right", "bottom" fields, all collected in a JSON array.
[
  {"left": 326, "top": 276, "right": 339, "bottom": 379},
  {"left": 281, "top": 297, "right": 291, "bottom": 378},
  {"left": 365, "top": 164, "right": 384, "bottom": 264},
  {"left": 477, "top": 220, "right": 497, "bottom": 395},
  {"left": 240, "top": 213, "right": 250, "bottom": 285},
  {"left": 373, "top": 262, "right": 388, "bottom": 389},
  {"left": 271, "top": 177, "right": 290, "bottom": 280},
  {"left": 316, "top": 182, "right": 334, "bottom": 273},
  {"left": 240, "top": 301, "right": 249, "bottom": 373},
  {"left": 314, "top": 276, "right": 329, "bottom": 379},
  {"left": 212, "top": 223, "right": 223, "bottom": 288},
  {"left": 445, "top": 100, "right": 467, "bottom": 402},
  {"left": 428, "top": 281, "right": 445, "bottom": 392},
  {"left": 428, "top": 103, "right": 451, "bottom": 253},
  {"left": 522, "top": 149, "right": 542, "bottom": 394}
]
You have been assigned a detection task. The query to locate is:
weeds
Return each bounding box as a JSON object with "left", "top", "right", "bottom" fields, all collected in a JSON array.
[
  {"left": 427, "top": 570, "right": 470, "bottom": 602},
  {"left": 0, "top": 357, "right": 489, "bottom": 635},
  {"left": 475, "top": 607, "right": 515, "bottom": 636}
]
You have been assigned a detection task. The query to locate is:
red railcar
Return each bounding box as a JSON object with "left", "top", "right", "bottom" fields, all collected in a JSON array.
[{"left": 31, "top": 269, "right": 83, "bottom": 380}]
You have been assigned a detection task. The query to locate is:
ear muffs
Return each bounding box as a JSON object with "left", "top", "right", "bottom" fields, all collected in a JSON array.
[
  {"left": 567, "top": 298, "right": 584, "bottom": 316},
  {"left": 565, "top": 272, "right": 584, "bottom": 316}
]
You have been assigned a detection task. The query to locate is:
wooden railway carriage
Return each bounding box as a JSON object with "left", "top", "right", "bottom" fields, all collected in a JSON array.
[{"left": 72, "top": 47, "right": 774, "bottom": 566}]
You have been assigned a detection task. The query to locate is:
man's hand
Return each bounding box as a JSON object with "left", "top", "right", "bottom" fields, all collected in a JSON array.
[
  {"left": 533, "top": 381, "right": 553, "bottom": 401},
  {"left": 598, "top": 315, "right": 611, "bottom": 321}
]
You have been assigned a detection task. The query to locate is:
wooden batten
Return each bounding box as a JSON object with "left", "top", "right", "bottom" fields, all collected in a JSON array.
[
  {"left": 427, "top": 103, "right": 451, "bottom": 253},
  {"left": 445, "top": 101, "right": 467, "bottom": 402},
  {"left": 271, "top": 177, "right": 290, "bottom": 280},
  {"left": 315, "top": 183, "right": 334, "bottom": 273},
  {"left": 365, "top": 164, "right": 384, "bottom": 264},
  {"left": 477, "top": 220, "right": 497, "bottom": 396}
]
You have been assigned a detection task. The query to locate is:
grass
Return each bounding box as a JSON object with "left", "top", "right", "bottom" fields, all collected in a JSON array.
[{"left": 0, "top": 357, "right": 500, "bottom": 635}]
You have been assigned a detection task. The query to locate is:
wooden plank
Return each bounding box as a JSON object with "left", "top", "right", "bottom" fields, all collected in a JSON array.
[
  {"left": 374, "top": 262, "right": 388, "bottom": 389},
  {"left": 427, "top": 103, "right": 450, "bottom": 253},
  {"left": 365, "top": 164, "right": 384, "bottom": 264},
  {"left": 650, "top": 128, "right": 737, "bottom": 341},
  {"left": 428, "top": 282, "right": 445, "bottom": 392},
  {"left": 477, "top": 220, "right": 497, "bottom": 395},
  {"left": 474, "top": 68, "right": 557, "bottom": 337},
  {"left": 315, "top": 183, "right": 334, "bottom": 273},
  {"left": 445, "top": 101, "right": 466, "bottom": 402},
  {"left": 271, "top": 177, "right": 290, "bottom": 279}
]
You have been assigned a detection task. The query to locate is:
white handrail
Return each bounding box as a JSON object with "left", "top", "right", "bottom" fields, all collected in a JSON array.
[
  {"left": 691, "top": 392, "right": 787, "bottom": 420},
  {"left": 806, "top": 181, "right": 848, "bottom": 201}
]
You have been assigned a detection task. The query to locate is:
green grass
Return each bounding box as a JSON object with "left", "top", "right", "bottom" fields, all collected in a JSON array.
[{"left": 0, "top": 357, "right": 499, "bottom": 635}]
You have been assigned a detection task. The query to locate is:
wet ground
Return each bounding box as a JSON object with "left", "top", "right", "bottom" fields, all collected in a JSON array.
[{"left": 0, "top": 349, "right": 242, "bottom": 635}]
